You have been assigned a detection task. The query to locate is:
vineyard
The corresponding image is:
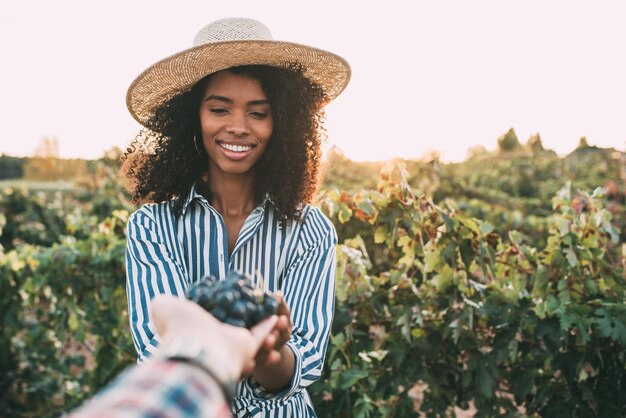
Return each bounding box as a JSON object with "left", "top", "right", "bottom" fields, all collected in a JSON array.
[{"left": 1, "top": 140, "right": 625, "bottom": 417}]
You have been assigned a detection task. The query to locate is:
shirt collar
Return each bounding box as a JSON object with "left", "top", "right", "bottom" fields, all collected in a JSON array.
[
  {"left": 180, "top": 183, "right": 205, "bottom": 216},
  {"left": 180, "top": 183, "right": 272, "bottom": 216}
]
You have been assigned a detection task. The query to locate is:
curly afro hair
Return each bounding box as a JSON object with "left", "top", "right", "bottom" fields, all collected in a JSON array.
[{"left": 121, "top": 64, "right": 327, "bottom": 224}]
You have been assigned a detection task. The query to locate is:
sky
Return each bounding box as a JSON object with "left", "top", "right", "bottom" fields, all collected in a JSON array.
[{"left": 1, "top": 0, "right": 625, "bottom": 163}]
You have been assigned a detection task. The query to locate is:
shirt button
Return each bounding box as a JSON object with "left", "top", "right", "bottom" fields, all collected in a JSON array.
[{"left": 219, "top": 253, "right": 224, "bottom": 262}]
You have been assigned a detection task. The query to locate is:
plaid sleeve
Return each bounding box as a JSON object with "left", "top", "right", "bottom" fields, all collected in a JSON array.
[{"left": 68, "top": 360, "right": 233, "bottom": 418}]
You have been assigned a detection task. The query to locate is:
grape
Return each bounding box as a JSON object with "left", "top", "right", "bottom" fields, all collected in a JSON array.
[{"left": 186, "top": 270, "right": 279, "bottom": 328}]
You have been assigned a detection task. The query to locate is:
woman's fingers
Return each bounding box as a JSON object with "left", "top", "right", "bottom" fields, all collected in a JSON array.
[
  {"left": 274, "top": 315, "right": 291, "bottom": 346},
  {"left": 255, "top": 346, "right": 283, "bottom": 367},
  {"left": 273, "top": 292, "right": 290, "bottom": 317},
  {"left": 264, "top": 349, "right": 282, "bottom": 365},
  {"left": 269, "top": 292, "right": 293, "bottom": 347}
]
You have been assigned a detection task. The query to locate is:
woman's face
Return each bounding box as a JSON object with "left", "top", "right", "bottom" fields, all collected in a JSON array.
[{"left": 198, "top": 70, "right": 273, "bottom": 178}]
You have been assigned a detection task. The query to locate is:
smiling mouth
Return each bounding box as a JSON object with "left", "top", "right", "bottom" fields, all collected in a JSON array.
[{"left": 217, "top": 141, "right": 255, "bottom": 153}]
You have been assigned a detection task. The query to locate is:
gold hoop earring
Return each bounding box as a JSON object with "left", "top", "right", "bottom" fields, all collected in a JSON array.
[{"left": 194, "top": 133, "right": 203, "bottom": 153}]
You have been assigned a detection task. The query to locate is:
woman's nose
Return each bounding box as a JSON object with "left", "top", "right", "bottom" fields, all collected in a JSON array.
[{"left": 225, "top": 113, "right": 250, "bottom": 136}]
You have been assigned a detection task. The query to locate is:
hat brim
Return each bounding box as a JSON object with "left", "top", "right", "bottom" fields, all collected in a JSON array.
[{"left": 126, "top": 40, "right": 351, "bottom": 127}]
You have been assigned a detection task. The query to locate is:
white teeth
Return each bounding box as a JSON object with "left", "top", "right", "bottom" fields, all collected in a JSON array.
[{"left": 220, "top": 143, "right": 252, "bottom": 153}]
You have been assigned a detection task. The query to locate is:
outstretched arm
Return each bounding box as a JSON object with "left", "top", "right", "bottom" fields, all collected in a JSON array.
[{"left": 69, "top": 296, "right": 279, "bottom": 418}]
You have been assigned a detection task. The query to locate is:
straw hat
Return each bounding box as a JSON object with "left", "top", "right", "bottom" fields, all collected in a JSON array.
[{"left": 126, "top": 17, "right": 351, "bottom": 127}]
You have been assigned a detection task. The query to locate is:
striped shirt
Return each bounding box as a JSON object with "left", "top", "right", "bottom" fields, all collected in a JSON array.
[{"left": 125, "top": 184, "right": 337, "bottom": 417}]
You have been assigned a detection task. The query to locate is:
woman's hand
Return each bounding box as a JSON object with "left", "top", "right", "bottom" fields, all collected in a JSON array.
[
  {"left": 254, "top": 292, "right": 292, "bottom": 367},
  {"left": 271, "top": 292, "right": 293, "bottom": 350},
  {"left": 250, "top": 291, "right": 296, "bottom": 391}
]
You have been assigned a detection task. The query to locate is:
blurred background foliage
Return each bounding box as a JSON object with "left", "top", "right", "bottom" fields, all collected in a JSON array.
[{"left": 1, "top": 131, "right": 625, "bottom": 417}]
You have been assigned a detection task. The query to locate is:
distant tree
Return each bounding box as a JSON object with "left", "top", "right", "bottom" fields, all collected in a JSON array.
[
  {"left": 102, "top": 147, "right": 123, "bottom": 164},
  {"left": 466, "top": 145, "right": 489, "bottom": 160},
  {"left": 23, "top": 137, "right": 87, "bottom": 181},
  {"left": 420, "top": 150, "right": 441, "bottom": 164},
  {"left": 33, "top": 137, "right": 60, "bottom": 158},
  {"left": 497, "top": 128, "right": 521, "bottom": 152},
  {"left": 578, "top": 136, "right": 590, "bottom": 149},
  {"left": 527, "top": 133, "right": 544, "bottom": 154},
  {"left": 0, "top": 155, "right": 27, "bottom": 179},
  {"left": 321, "top": 146, "right": 383, "bottom": 191}
]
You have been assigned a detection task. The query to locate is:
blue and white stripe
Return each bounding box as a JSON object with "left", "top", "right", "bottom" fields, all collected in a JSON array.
[{"left": 125, "top": 184, "right": 337, "bottom": 417}]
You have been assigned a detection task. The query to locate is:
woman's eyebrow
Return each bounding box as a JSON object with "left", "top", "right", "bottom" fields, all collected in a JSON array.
[
  {"left": 204, "top": 95, "right": 269, "bottom": 106},
  {"left": 204, "top": 94, "right": 232, "bottom": 103},
  {"left": 248, "top": 99, "right": 270, "bottom": 106}
]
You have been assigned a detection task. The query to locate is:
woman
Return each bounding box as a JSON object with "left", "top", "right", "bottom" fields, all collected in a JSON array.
[{"left": 122, "top": 17, "right": 350, "bottom": 417}]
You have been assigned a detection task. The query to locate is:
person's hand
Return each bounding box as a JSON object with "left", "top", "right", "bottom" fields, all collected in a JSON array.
[
  {"left": 151, "top": 295, "right": 278, "bottom": 381},
  {"left": 254, "top": 291, "right": 292, "bottom": 368}
]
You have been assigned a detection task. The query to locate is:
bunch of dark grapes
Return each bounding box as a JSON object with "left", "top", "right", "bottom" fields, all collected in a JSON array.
[{"left": 186, "top": 271, "right": 279, "bottom": 328}]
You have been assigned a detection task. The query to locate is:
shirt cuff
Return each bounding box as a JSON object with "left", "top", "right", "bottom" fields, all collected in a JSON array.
[{"left": 245, "top": 340, "right": 303, "bottom": 400}]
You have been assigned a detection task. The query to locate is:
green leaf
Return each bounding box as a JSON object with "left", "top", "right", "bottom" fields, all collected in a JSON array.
[
  {"left": 439, "top": 210, "right": 455, "bottom": 230},
  {"left": 396, "top": 311, "right": 412, "bottom": 342},
  {"left": 458, "top": 213, "right": 480, "bottom": 234},
  {"left": 595, "top": 308, "right": 626, "bottom": 344},
  {"left": 100, "top": 286, "right": 113, "bottom": 303},
  {"left": 511, "top": 371, "right": 534, "bottom": 402},
  {"left": 479, "top": 221, "right": 495, "bottom": 235},
  {"left": 560, "top": 312, "right": 576, "bottom": 331},
  {"left": 557, "top": 218, "right": 570, "bottom": 237},
  {"left": 374, "top": 226, "right": 387, "bottom": 244},
  {"left": 338, "top": 204, "right": 353, "bottom": 224},
  {"left": 359, "top": 350, "right": 388, "bottom": 364},
  {"left": 566, "top": 247, "right": 578, "bottom": 267},
  {"left": 476, "top": 363, "right": 496, "bottom": 398},
  {"left": 397, "top": 235, "right": 411, "bottom": 248},
  {"left": 614, "top": 321, "right": 626, "bottom": 345},
  {"left": 532, "top": 264, "right": 549, "bottom": 299},
  {"left": 595, "top": 309, "right": 613, "bottom": 337},
  {"left": 68, "top": 312, "right": 80, "bottom": 331},
  {"left": 358, "top": 352, "right": 372, "bottom": 363},
  {"left": 358, "top": 199, "right": 375, "bottom": 216},
  {"left": 433, "top": 264, "right": 454, "bottom": 291},
  {"left": 591, "top": 187, "right": 605, "bottom": 198},
  {"left": 367, "top": 349, "right": 388, "bottom": 361},
  {"left": 423, "top": 243, "right": 441, "bottom": 273},
  {"left": 603, "top": 223, "right": 620, "bottom": 243},
  {"left": 332, "top": 332, "right": 346, "bottom": 347},
  {"left": 508, "top": 230, "right": 522, "bottom": 246},
  {"left": 354, "top": 394, "right": 374, "bottom": 418},
  {"left": 338, "top": 367, "right": 369, "bottom": 389}
]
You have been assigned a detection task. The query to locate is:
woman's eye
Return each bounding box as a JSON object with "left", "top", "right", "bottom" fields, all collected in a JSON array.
[
  {"left": 210, "top": 108, "right": 228, "bottom": 115},
  {"left": 250, "top": 111, "right": 267, "bottom": 119}
]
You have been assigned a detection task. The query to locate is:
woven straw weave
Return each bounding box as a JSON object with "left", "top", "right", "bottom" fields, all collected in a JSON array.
[{"left": 127, "top": 18, "right": 351, "bottom": 127}]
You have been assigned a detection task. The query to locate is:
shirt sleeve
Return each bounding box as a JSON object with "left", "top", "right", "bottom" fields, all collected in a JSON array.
[
  {"left": 247, "top": 206, "right": 337, "bottom": 399},
  {"left": 67, "top": 360, "right": 233, "bottom": 418},
  {"left": 284, "top": 208, "right": 337, "bottom": 394},
  {"left": 125, "top": 206, "right": 188, "bottom": 361}
]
